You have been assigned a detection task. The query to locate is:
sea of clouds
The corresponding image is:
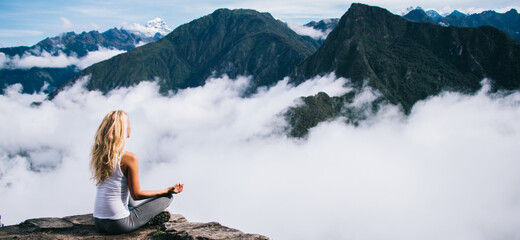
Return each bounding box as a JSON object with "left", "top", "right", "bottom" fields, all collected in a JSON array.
[
  {"left": 1, "top": 75, "right": 520, "bottom": 240},
  {"left": 0, "top": 48, "right": 126, "bottom": 70}
]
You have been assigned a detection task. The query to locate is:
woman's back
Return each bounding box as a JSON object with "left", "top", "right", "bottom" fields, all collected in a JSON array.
[{"left": 93, "top": 152, "right": 130, "bottom": 220}]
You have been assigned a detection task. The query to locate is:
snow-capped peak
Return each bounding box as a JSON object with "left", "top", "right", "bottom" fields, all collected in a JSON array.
[
  {"left": 145, "top": 18, "right": 172, "bottom": 36},
  {"left": 122, "top": 18, "right": 172, "bottom": 38}
]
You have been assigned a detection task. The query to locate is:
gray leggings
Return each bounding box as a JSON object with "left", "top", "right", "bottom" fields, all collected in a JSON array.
[{"left": 94, "top": 194, "right": 173, "bottom": 234}]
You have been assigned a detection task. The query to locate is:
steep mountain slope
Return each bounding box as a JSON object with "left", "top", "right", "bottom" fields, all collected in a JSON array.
[
  {"left": 288, "top": 3, "right": 520, "bottom": 136},
  {"left": 55, "top": 9, "right": 319, "bottom": 95}
]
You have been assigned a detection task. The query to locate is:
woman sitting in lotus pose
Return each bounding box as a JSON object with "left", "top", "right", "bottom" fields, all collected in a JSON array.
[{"left": 90, "top": 110, "right": 183, "bottom": 234}]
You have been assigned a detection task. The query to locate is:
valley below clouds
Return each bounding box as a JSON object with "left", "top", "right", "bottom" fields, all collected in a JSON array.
[{"left": 1, "top": 75, "right": 520, "bottom": 239}]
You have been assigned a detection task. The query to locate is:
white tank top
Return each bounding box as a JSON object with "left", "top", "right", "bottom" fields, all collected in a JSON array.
[{"left": 93, "top": 152, "right": 130, "bottom": 219}]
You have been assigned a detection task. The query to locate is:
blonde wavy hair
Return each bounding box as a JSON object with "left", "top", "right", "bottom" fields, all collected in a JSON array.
[{"left": 90, "top": 110, "right": 129, "bottom": 185}]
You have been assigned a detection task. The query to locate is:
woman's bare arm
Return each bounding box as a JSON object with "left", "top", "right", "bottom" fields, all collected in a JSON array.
[{"left": 121, "top": 152, "right": 183, "bottom": 200}]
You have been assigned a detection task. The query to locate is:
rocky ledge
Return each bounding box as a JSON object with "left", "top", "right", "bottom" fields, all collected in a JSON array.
[{"left": 0, "top": 213, "right": 269, "bottom": 240}]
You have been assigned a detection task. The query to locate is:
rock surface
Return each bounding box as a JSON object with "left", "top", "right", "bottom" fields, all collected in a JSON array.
[{"left": 0, "top": 213, "right": 268, "bottom": 240}]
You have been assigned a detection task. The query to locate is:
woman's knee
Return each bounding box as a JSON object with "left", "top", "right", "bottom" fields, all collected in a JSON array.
[{"left": 158, "top": 193, "right": 174, "bottom": 207}]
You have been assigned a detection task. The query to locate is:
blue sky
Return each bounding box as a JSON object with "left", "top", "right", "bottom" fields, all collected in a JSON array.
[{"left": 1, "top": 0, "right": 519, "bottom": 47}]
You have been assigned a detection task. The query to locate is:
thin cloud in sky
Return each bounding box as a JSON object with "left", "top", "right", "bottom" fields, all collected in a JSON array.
[
  {"left": 60, "top": 17, "right": 74, "bottom": 31},
  {"left": 67, "top": 5, "right": 121, "bottom": 18},
  {"left": 84, "top": 23, "right": 102, "bottom": 31},
  {"left": 0, "top": 29, "right": 43, "bottom": 37}
]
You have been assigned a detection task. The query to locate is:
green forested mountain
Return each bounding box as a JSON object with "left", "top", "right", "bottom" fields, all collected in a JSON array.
[
  {"left": 0, "top": 67, "right": 77, "bottom": 94},
  {"left": 288, "top": 3, "right": 520, "bottom": 137},
  {"left": 54, "top": 9, "right": 320, "bottom": 95}
]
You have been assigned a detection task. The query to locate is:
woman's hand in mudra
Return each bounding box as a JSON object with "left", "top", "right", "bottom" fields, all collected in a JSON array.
[{"left": 168, "top": 183, "right": 184, "bottom": 194}]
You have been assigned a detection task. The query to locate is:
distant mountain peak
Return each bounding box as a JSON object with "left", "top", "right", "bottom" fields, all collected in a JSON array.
[
  {"left": 448, "top": 10, "right": 467, "bottom": 17},
  {"left": 400, "top": 6, "right": 423, "bottom": 15},
  {"left": 425, "top": 9, "right": 443, "bottom": 21},
  {"left": 122, "top": 18, "right": 172, "bottom": 38},
  {"left": 403, "top": 8, "right": 437, "bottom": 24},
  {"left": 296, "top": 18, "right": 339, "bottom": 40},
  {"left": 145, "top": 18, "right": 172, "bottom": 36}
]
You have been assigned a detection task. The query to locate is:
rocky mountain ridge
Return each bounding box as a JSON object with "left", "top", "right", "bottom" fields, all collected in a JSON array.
[{"left": 0, "top": 213, "right": 268, "bottom": 240}]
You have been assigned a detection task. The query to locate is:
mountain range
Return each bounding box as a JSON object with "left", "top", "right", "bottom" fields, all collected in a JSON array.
[
  {"left": 2, "top": 4, "right": 519, "bottom": 137},
  {"left": 403, "top": 7, "right": 520, "bottom": 42},
  {"left": 0, "top": 18, "right": 171, "bottom": 94}
]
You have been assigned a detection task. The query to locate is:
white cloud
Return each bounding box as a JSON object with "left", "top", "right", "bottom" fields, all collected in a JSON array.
[
  {"left": 0, "top": 47, "right": 126, "bottom": 70},
  {"left": 60, "top": 17, "right": 74, "bottom": 31},
  {"left": 287, "top": 22, "right": 329, "bottom": 40},
  {"left": 0, "top": 52, "right": 8, "bottom": 68},
  {"left": 121, "top": 22, "right": 155, "bottom": 37},
  {"left": 0, "top": 75, "right": 520, "bottom": 240},
  {"left": 73, "top": 48, "right": 126, "bottom": 69},
  {"left": 68, "top": 6, "right": 119, "bottom": 18}
]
